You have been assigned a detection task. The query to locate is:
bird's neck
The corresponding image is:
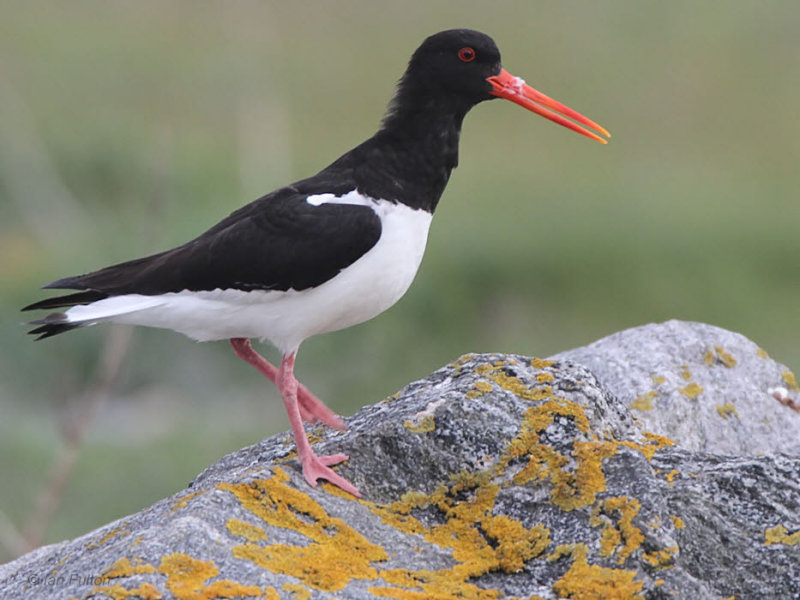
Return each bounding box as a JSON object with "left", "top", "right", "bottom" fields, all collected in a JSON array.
[{"left": 353, "top": 97, "right": 470, "bottom": 213}]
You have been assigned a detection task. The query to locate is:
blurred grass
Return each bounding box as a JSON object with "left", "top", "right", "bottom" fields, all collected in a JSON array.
[{"left": 1, "top": 0, "right": 799, "bottom": 560}]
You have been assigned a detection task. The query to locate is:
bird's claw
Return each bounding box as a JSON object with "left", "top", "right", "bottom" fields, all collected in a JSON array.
[{"left": 301, "top": 452, "right": 361, "bottom": 497}]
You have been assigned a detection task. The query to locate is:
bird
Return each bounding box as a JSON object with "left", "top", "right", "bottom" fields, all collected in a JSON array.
[{"left": 22, "top": 29, "right": 609, "bottom": 497}]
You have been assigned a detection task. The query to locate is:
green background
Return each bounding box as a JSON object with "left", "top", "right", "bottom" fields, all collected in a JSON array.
[{"left": 1, "top": 1, "right": 799, "bottom": 561}]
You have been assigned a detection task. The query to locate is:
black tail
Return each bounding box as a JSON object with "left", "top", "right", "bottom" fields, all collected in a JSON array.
[
  {"left": 22, "top": 290, "right": 108, "bottom": 312},
  {"left": 27, "top": 316, "right": 85, "bottom": 340},
  {"left": 22, "top": 289, "right": 108, "bottom": 340}
]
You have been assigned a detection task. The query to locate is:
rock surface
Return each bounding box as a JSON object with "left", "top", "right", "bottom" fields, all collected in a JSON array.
[{"left": 1, "top": 320, "right": 799, "bottom": 599}]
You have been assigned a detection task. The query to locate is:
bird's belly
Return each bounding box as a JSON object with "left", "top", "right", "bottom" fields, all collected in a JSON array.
[{"left": 115, "top": 202, "right": 433, "bottom": 353}]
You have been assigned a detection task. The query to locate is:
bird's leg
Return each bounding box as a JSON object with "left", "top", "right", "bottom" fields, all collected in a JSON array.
[
  {"left": 229, "top": 338, "right": 345, "bottom": 430},
  {"left": 276, "top": 352, "right": 361, "bottom": 497}
]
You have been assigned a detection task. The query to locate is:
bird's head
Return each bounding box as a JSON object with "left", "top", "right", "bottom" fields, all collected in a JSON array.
[{"left": 402, "top": 29, "right": 610, "bottom": 143}]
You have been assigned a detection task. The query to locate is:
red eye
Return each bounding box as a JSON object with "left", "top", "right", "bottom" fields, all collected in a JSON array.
[{"left": 458, "top": 47, "right": 476, "bottom": 62}]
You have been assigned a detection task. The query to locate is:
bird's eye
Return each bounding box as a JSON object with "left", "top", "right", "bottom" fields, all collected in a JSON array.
[{"left": 457, "top": 47, "right": 476, "bottom": 62}]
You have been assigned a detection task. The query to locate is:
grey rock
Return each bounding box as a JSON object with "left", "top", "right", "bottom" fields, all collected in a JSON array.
[
  {"left": 1, "top": 321, "right": 798, "bottom": 600},
  {"left": 554, "top": 319, "right": 800, "bottom": 455}
]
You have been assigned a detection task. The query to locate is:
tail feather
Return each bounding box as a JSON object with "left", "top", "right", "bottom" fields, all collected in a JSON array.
[
  {"left": 22, "top": 290, "right": 109, "bottom": 312},
  {"left": 27, "top": 315, "right": 86, "bottom": 340}
]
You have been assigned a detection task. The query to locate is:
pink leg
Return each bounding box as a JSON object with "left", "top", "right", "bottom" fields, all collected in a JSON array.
[
  {"left": 229, "top": 339, "right": 361, "bottom": 497},
  {"left": 229, "top": 338, "right": 345, "bottom": 431},
  {"left": 276, "top": 353, "right": 361, "bottom": 497}
]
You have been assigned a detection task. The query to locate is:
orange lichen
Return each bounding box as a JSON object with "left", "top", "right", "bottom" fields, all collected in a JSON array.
[
  {"left": 641, "top": 546, "right": 678, "bottom": 569},
  {"left": 282, "top": 582, "right": 312, "bottom": 599},
  {"left": 536, "top": 372, "right": 555, "bottom": 383},
  {"left": 630, "top": 392, "right": 656, "bottom": 411},
  {"left": 765, "top": 525, "right": 800, "bottom": 546},
  {"left": 219, "top": 468, "right": 387, "bottom": 592},
  {"left": 90, "top": 583, "right": 162, "bottom": 600},
  {"left": 531, "top": 358, "right": 555, "bottom": 369},
  {"left": 670, "top": 516, "right": 685, "bottom": 530},
  {"left": 93, "top": 552, "right": 268, "bottom": 600},
  {"left": 663, "top": 469, "right": 680, "bottom": 483},
  {"left": 159, "top": 553, "right": 266, "bottom": 599},
  {"left": 678, "top": 382, "right": 703, "bottom": 399},
  {"left": 549, "top": 544, "right": 644, "bottom": 600},
  {"left": 590, "top": 497, "right": 644, "bottom": 564},
  {"left": 466, "top": 380, "right": 494, "bottom": 399},
  {"left": 226, "top": 518, "right": 268, "bottom": 542},
  {"left": 102, "top": 557, "right": 156, "bottom": 578}
]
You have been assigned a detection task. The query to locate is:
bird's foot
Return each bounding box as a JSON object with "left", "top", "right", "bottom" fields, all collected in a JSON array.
[
  {"left": 297, "top": 386, "right": 346, "bottom": 431},
  {"left": 300, "top": 451, "right": 361, "bottom": 497}
]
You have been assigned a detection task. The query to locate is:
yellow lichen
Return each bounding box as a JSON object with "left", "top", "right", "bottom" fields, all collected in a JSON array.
[
  {"left": 549, "top": 544, "right": 644, "bottom": 600},
  {"left": 531, "top": 358, "right": 555, "bottom": 369},
  {"left": 680, "top": 367, "right": 691, "bottom": 381},
  {"left": 85, "top": 523, "right": 130, "bottom": 551},
  {"left": 670, "top": 516, "right": 685, "bottom": 530},
  {"left": 226, "top": 518, "right": 268, "bottom": 542},
  {"left": 630, "top": 392, "right": 656, "bottom": 411},
  {"left": 171, "top": 490, "right": 204, "bottom": 512},
  {"left": 403, "top": 414, "right": 436, "bottom": 433},
  {"left": 589, "top": 497, "right": 644, "bottom": 564},
  {"left": 713, "top": 346, "right": 737, "bottom": 368},
  {"left": 102, "top": 557, "right": 156, "bottom": 578},
  {"left": 716, "top": 403, "right": 739, "bottom": 419},
  {"left": 159, "top": 553, "right": 265, "bottom": 599},
  {"left": 765, "top": 524, "right": 800, "bottom": 546},
  {"left": 93, "top": 553, "right": 268, "bottom": 600},
  {"left": 536, "top": 372, "right": 555, "bottom": 383},
  {"left": 663, "top": 469, "right": 680, "bottom": 483},
  {"left": 650, "top": 375, "right": 666, "bottom": 385},
  {"left": 757, "top": 348, "right": 769, "bottom": 359},
  {"left": 466, "top": 380, "right": 493, "bottom": 399},
  {"left": 219, "top": 469, "right": 388, "bottom": 592},
  {"left": 679, "top": 382, "right": 703, "bottom": 399},
  {"left": 282, "top": 582, "right": 312, "bottom": 599},
  {"left": 782, "top": 371, "right": 799, "bottom": 391},
  {"left": 641, "top": 546, "right": 678, "bottom": 569}
]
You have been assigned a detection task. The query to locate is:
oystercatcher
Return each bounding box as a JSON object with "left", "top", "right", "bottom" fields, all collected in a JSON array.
[{"left": 23, "top": 29, "right": 609, "bottom": 497}]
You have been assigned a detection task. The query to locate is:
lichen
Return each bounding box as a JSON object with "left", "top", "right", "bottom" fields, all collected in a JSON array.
[
  {"left": 781, "top": 371, "right": 799, "bottom": 391},
  {"left": 670, "top": 516, "right": 685, "bottom": 530},
  {"left": 590, "top": 497, "right": 644, "bottom": 564},
  {"left": 226, "top": 518, "right": 268, "bottom": 542},
  {"left": 641, "top": 546, "right": 678, "bottom": 569},
  {"left": 630, "top": 392, "right": 656, "bottom": 411},
  {"left": 219, "top": 468, "right": 388, "bottom": 592},
  {"left": 715, "top": 403, "right": 739, "bottom": 419},
  {"left": 403, "top": 414, "right": 436, "bottom": 433},
  {"left": 93, "top": 552, "right": 268, "bottom": 599},
  {"left": 765, "top": 524, "right": 800, "bottom": 546},
  {"left": 171, "top": 490, "right": 205, "bottom": 512},
  {"left": 678, "top": 382, "right": 703, "bottom": 399},
  {"left": 549, "top": 544, "right": 644, "bottom": 600}
]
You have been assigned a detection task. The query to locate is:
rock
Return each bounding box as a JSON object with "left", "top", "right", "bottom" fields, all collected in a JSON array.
[
  {"left": 1, "top": 321, "right": 798, "bottom": 599},
  {"left": 554, "top": 319, "right": 800, "bottom": 455}
]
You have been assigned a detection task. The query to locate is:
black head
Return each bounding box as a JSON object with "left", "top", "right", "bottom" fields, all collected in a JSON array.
[
  {"left": 385, "top": 28, "right": 610, "bottom": 143},
  {"left": 403, "top": 29, "right": 502, "bottom": 104}
]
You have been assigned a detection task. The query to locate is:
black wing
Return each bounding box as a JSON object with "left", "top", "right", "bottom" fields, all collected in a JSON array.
[{"left": 23, "top": 184, "right": 382, "bottom": 310}]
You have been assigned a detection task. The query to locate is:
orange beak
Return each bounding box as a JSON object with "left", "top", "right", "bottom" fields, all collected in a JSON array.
[{"left": 487, "top": 68, "right": 610, "bottom": 144}]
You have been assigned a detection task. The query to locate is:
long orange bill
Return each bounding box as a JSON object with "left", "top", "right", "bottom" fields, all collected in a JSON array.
[{"left": 487, "top": 68, "right": 610, "bottom": 144}]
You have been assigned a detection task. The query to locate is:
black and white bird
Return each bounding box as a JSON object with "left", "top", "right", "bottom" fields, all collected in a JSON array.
[{"left": 23, "top": 29, "right": 609, "bottom": 497}]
